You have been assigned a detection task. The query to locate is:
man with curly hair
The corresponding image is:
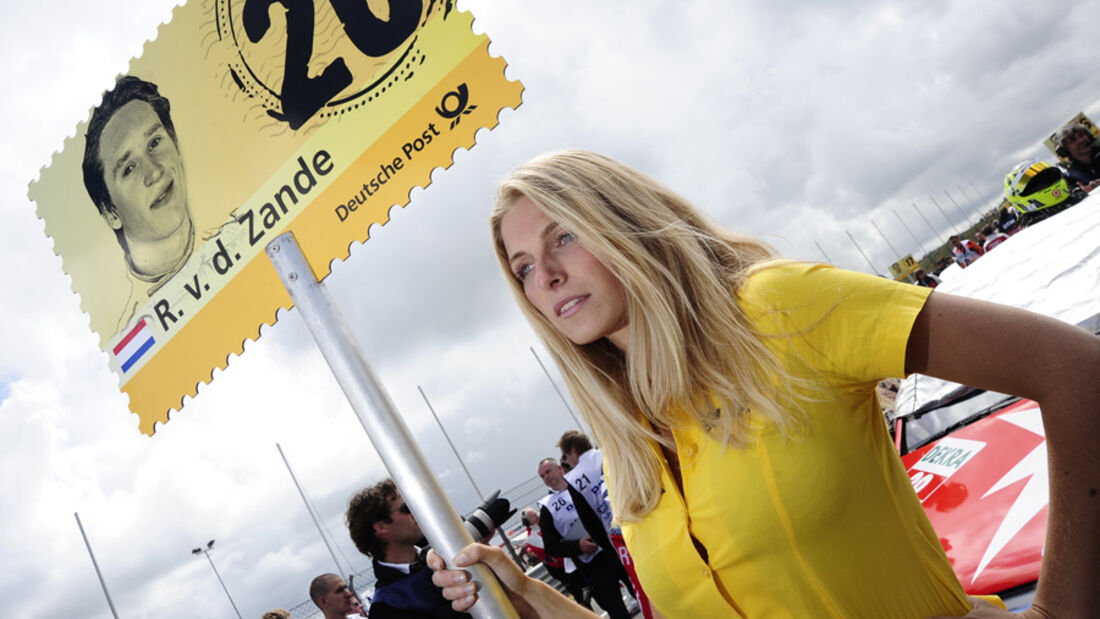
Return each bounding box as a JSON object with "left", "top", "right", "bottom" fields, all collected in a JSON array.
[{"left": 346, "top": 479, "right": 463, "bottom": 618}]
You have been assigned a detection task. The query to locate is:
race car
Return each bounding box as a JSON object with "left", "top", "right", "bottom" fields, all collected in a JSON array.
[
  {"left": 1002, "top": 158, "right": 1086, "bottom": 226},
  {"left": 890, "top": 198, "right": 1100, "bottom": 611},
  {"left": 893, "top": 389, "right": 1045, "bottom": 610}
]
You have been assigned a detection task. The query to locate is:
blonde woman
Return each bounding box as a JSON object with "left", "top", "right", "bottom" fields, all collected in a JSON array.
[{"left": 429, "top": 150, "right": 1100, "bottom": 618}]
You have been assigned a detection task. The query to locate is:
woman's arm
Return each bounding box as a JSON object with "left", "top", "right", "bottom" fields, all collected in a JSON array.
[
  {"left": 427, "top": 544, "right": 598, "bottom": 619},
  {"left": 907, "top": 293, "right": 1100, "bottom": 618}
]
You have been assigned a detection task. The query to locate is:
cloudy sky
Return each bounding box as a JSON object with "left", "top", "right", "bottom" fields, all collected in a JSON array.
[{"left": 2, "top": 1, "right": 1099, "bottom": 617}]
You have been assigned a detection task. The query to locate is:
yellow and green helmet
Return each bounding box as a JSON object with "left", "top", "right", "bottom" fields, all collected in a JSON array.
[{"left": 1003, "top": 159, "right": 1072, "bottom": 213}]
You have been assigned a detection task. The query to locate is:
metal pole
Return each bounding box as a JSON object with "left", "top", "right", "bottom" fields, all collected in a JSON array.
[
  {"left": 844, "top": 230, "right": 882, "bottom": 276},
  {"left": 969, "top": 181, "right": 1003, "bottom": 220},
  {"left": 912, "top": 202, "right": 943, "bottom": 242},
  {"left": 969, "top": 181, "right": 997, "bottom": 211},
  {"left": 266, "top": 232, "right": 517, "bottom": 619},
  {"left": 813, "top": 240, "right": 833, "bottom": 264},
  {"left": 198, "top": 546, "right": 242, "bottom": 619},
  {"left": 74, "top": 513, "right": 120, "bottom": 619},
  {"left": 928, "top": 195, "right": 960, "bottom": 235},
  {"left": 892, "top": 209, "right": 924, "bottom": 254},
  {"left": 944, "top": 189, "right": 971, "bottom": 228},
  {"left": 418, "top": 385, "right": 482, "bottom": 498},
  {"left": 869, "top": 219, "right": 903, "bottom": 261},
  {"left": 959, "top": 184, "right": 982, "bottom": 208},
  {"left": 417, "top": 386, "right": 523, "bottom": 565},
  {"left": 276, "top": 443, "right": 348, "bottom": 580},
  {"left": 530, "top": 347, "right": 584, "bottom": 431}
]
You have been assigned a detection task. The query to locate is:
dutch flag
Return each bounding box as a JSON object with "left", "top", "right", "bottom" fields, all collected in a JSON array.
[{"left": 114, "top": 318, "right": 156, "bottom": 373}]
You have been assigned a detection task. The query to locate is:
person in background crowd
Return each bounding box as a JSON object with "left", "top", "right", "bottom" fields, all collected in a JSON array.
[
  {"left": 429, "top": 149, "right": 1100, "bottom": 618},
  {"left": 519, "top": 506, "right": 590, "bottom": 607},
  {"left": 913, "top": 269, "right": 941, "bottom": 288},
  {"left": 309, "top": 574, "right": 360, "bottom": 619},
  {"left": 536, "top": 457, "right": 632, "bottom": 619},
  {"left": 554, "top": 430, "right": 642, "bottom": 615},
  {"left": 980, "top": 225, "right": 1009, "bottom": 252},
  {"left": 346, "top": 479, "right": 463, "bottom": 619},
  {"left": 557, "top": 431, "right": 614, "bottom": 532},
  {"left": 1056, "top": 123, "right": 1100, "bottom": 190},
  {"left": 997, "top": 206, "right": 1020, "bottom": 235},
  {"left": 949, "top": 234, "right": 983, "bottom": 267},
  {"left": 558, "top": 430, "right": 646, "bottom": 616}
]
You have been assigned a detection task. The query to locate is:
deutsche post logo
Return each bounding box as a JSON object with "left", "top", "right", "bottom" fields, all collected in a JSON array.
[
  {"left": 214, "top": 0, "right": 454, "bottom": 130},
  {"left": 435, "top": 83, "right": 476, "bottom": 129}
]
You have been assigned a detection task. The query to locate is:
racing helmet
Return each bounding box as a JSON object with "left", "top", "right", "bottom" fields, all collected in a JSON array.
[{"left": 1003, "top": 159, "right": 1072, "bottom": 213}]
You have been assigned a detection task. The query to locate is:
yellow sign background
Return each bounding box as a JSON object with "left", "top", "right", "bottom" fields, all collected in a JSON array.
[
  {"left": 29, "top": 0, "right": 523, "bottom": 434},
  {"left": 888, "top": 254, "right": 919, "bottom": 280},
  {"left": 1044, "top": 112, "right": 1099, "bottom": 160}
]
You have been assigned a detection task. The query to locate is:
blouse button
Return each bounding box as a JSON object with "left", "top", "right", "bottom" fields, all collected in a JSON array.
[{"left": 700, "top": 567, "right": 711, "bottom": 578}]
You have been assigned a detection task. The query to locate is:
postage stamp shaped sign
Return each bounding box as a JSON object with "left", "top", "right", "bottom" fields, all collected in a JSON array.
[{"left": 29, "top": 0, "right": 523, "bottom": 434}]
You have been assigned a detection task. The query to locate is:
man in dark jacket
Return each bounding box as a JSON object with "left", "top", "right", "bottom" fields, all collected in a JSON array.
[{"left": 346, "top": 479, "right": 464, "bottom": 619}]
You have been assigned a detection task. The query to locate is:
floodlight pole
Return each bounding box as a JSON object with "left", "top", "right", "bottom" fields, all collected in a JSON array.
[
  {"left": 960, "top": 184, "right": 984, "bottom": 210},
  {"left": 74, "top": 512, "right": 120, "bottom": 619},
  {"left": 418, "top": 385, "right": 523, "bottom": 566},
  {"left": 191, "top": 541, "right": 242, "bottom": 619},
  {"left": 869, "top": 219, "right": 903, "bottom": 262},
  {"left": 418, "top": 385, "right": 482, "bottom": 497},
  {"left": 530, "top": 347, "right": 584, "bottom": 431},
  {"left": 912, "top": 202, "right": 943, "bottom": 243},
  {"left": 928, "top": 195, "right": 960, "bottom": 235},
  {"left": 276, "top": 442, "right": 348, "bottom": 581},
  {"left": 891, "top": 210, "right": 924, "bottom": 255},
  {"left": 969, "top": 181, "right": 997, "bottom": 213},
  {"left": 944, "top": 189, "right": 971, "bottom": 228},
  {"left": 266, "top": 232, "right": 518, "bottom": 619},
  {"left": 844, "top": 230, "right": 882, "bottom": 277}
]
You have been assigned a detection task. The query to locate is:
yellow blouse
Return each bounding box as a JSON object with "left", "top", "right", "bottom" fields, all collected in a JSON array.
[{"left": 617, "top": 263, "right": 973, "bottom": 618}]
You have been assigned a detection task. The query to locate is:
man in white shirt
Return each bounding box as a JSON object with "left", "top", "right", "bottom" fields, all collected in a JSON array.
[
  {"left": 949, "top": 234, "right": 983, "bottom": 267},
  {"left": 559, "top": 431, "right": 647, "bottom": 616},
  {"left": 537, "top": 457, "right": 631, "bottom": 619}
]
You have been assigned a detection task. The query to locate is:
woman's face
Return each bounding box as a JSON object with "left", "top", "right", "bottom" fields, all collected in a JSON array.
[{"left": 500, "top": 196, "right": 630, "bottom": 350}]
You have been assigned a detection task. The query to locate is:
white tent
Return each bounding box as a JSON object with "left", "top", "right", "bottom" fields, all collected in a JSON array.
[{"left": 895, "top": 196, "right": 1100, "bottom": 418}]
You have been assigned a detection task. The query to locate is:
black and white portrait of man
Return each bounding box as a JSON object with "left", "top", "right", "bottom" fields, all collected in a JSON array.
[{"left": 82, "top": 75, "right": 194, "bottom": 329}]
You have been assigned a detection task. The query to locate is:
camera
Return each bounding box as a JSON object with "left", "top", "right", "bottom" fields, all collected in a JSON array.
[{"left": 463, "top": 489, "right": 515, "bottom": 541}]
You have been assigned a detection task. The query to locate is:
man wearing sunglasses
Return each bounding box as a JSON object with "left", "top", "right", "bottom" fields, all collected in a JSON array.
[{"left": 346, "top": 478, "right": 465, "bottom": 618}]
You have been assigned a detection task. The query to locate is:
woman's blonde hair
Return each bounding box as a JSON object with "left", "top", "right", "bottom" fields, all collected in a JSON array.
[{"left": 490, "top": 150, "right": 798, "bottom": 521}]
